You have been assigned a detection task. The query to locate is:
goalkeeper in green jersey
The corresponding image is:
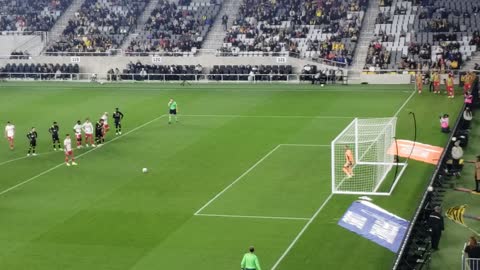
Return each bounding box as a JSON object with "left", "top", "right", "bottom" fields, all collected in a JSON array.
[
  {"left": 241, "top": 246, "right": 261, "bottom": 270},
  {"left": 168, "top": 98, "right": 178, "bottom": 124}
]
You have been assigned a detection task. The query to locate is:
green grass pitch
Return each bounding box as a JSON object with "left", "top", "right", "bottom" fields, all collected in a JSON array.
[{"left": 0, "top": 82, "right": 462, "bottom": 269}]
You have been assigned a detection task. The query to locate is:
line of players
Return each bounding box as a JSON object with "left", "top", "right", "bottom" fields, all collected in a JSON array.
[
  {"left": 415, "top": 71, "right": 477, "bottom": 98},
  {"left": 4, "top": 108, "right": 124, "bottom": 166}
]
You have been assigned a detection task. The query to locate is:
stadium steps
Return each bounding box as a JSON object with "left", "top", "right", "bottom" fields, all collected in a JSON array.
[
  {"left": 201, "top": 0, "right": 242, "bottom": 51},
  {"left": 350, "top": 0, "right": 378, "bottom": 72},
  {"left": 44, "top": 0, "right": 87, "bottom": 50},
  {"left": 120, "top": 0, "right": 162, "bottom": 51},
  {"left": 462, "top": 52, "right": 480, "bottom": 71},
  {"left": 11, "top": 35, "right": 44, "bottom": 56}
]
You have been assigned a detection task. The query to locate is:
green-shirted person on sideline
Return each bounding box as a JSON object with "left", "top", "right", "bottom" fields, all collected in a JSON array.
[
  {"left": 168, "top": 98, "right": 178, "bottom": 124},
  {"left": 241, "top": 246, "right": 261, "bottom": 270}
]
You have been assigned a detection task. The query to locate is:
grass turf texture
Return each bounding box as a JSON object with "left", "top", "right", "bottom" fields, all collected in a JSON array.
[{"left": 0, "top": 83, "right": 461, "bottom": 270}]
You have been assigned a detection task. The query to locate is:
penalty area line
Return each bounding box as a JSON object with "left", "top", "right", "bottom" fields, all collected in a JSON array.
[
  {"left": 180, "top": 114, "right": 355, "bottom": 119},
  {"left": 195, "top": 213, "right": 310, "bottom": 221},
  {"left": 0, "top": 114, "right": 167, "bottom": 197}
]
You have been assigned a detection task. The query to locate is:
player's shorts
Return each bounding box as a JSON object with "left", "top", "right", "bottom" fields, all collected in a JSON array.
[
  {"left": 75, "top": 133, "right": 82, "bottom": 140},
  {"left": 115, "top": 121, "right": 121, "bottom": 127},
  {"left": 169, "top": 109, "right": 177, "bottom": 115},
  {"left": 65, "top": 150, "right": 73, "bottom": 156},
  {"left": 433, "top": 81, "right": 440, "bottom": 87},
  {"left": 30, "top": 140, "right": 37, "bottom": 147},
  {"left": 343, "top": 162, "right": 353, "bottom": 168},
  {"left": 104, "top": 124, "right": 109, "bottom": 130},
  {"left": 464, "top": 83, "right": 471, "bottom": 91},
  {"left": 7, "top": 136, "right": 13, "bottom": 141},
  {"left": 52, "top": 134, "right": 59, "bottom": 142},
  {"left": 85, "top": 133, "right": 93, "bottom": 138},
  {"left": 447, "top": 86, "right": 454, "bottom": 92},
  {"left": 95, "top": 132, "right": 103, "bottom": 138}
]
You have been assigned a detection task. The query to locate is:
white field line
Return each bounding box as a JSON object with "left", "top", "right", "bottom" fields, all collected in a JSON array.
[
  {"left": 180, "top": 114, "right": 355, "bottom": 119},
  {"left": 0, "top": 114, "right": 167, "bottom": 197},
  {"left": 279, "top": 144, "right": 330, "bottom": 147},
  {"left": 195, "top": 213, "right": 310, "bottom": 221},
  {"left": 270, "top": 89, "right": 416, "bottom": 270},
  {"left": 194, "top": 144, "right": 283, "bottom": 215},
  {"left": 0, "top": 150, "right": 58, "bottom": 167}
]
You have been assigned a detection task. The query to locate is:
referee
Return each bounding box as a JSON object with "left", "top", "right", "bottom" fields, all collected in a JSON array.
[{"left": 241, "top": 246, "right": 261, "bottom": 270}]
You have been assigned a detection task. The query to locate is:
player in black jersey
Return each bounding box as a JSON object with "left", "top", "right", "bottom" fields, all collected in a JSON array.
[
  {"left": 113, "top": 108, "right": 124, "bottom": 135},
  {"left": 26, "top": 127, "right": 38, "bottom": 156},
  {"left": 95, "top": 119, "right": 105, "bottom": 145},
  {"left": 48, "top": 121, "right": 62, "bottom": 151}
]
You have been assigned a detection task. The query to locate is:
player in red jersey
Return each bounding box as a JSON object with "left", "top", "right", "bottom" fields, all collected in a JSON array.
[
  {"left": 64, "top": 134, "right": 77, "bottom": 166},
  {"left": 446, "top": 74, "right": 455, "bottom": 98},
  {"left": 415, "top": 72, "right": 423, "bottom": 94}
]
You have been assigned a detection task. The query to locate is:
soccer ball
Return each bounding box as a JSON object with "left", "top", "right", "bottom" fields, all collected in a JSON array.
[
  {"left": 320, "top": 84, "right": 324, "bottom": 87},
  {"left": 427, "top": 186, "right": 434, "bottom": 192},
  {"left": 100, "top": 81, "right": 104, "bottom": 85},
  {"left": 142, "top": 168, "right": 148, "bottom": 173}
]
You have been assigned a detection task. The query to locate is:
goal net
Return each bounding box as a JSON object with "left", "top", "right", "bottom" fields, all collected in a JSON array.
[{"left": 331, "top": 118, "right": 408, "bottom": 196}]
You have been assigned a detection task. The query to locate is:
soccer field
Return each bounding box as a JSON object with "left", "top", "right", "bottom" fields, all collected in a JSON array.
[{"left": 0, "top": 82, "right": 461, "bottom": 270}]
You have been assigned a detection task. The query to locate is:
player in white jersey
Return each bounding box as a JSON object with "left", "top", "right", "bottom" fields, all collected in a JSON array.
[
  {"left": 64, "top": 134, "right": 77, "bottom": 166},
  {"left": 101, "top": 112, "right": 109, "bottom": 130},
  {"left": 82, "top": 119, "right": 95, "bottom": 147},
  {"left": 4, "top": 121, "right": 15, "bottom": 150},
  {"left": 73, "top": 120, "right": 83, "bottom": 148}
]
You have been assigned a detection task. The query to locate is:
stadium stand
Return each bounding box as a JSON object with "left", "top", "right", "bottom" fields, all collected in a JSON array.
[
  {"left": 209, "top": 64, "right": 293, "bottom": 81},
  {"left": 217, "top": 0, "right": 367, "bottom": 66},
  {"left": 0, "top": 0, "right": 72, "bottom": 32},
  {"left": 118, "top": 61, "right": 203, "bottom": 80},
  {"left": 125, "top": 0, "right": 222, "bottom": 55},
  {"left": 0, "top": 63, "right": 80, "bottom": 79},
  {"left": 366, "top": 0, "right": 479, "bottom": 71},
  {"left": 45, "top": 0, "right": 149, "bottom": 54}
]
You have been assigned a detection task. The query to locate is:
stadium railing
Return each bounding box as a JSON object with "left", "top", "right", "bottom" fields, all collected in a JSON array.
[
  {"left": 462, "top": 242, "right": 480, "bottom": 270},
  {"left": 0, "top": 72, "right": 347, "bottom": 84},
  {"left": 392, "top": 101, "right": 468, "bottom": 269}
]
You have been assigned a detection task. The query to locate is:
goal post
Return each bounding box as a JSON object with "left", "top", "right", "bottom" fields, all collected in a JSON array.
[{"left": 331, "top": 117, "right": 408, "bottom": 196}]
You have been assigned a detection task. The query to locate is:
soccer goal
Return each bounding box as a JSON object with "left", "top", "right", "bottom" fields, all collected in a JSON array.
[{"left": 331, "top": 117, "right": 408, "bottom": 196}]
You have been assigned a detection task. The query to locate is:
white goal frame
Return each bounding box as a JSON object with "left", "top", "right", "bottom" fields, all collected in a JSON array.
[{"left": 331, "top": 117, "right": 408, "bottom": 196}]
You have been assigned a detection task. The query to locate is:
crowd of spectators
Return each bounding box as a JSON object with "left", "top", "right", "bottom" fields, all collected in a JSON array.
[
  {"left": 0, "top": 63, "right": 80, "bottom": 79},
  {"left": 45, "top": 0, "right": 147, "bottom": 54},
  {"left": 0, "top": 0, "right": 72, "bottom": 32},
  {"left": 125, "top": 0, "right": 221, "bottom": 54},
  {"left": 365, "top": 40, "right": 391, "bottom": 70},
  {"left": 118, "top": 61, "right": 203, "bottom": 80},
  {"left": 220, "top": 0, "right": 367, "bottom": 65},
  {"left": 9, "top": 50, "right": 30, "bottom": 60}
]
